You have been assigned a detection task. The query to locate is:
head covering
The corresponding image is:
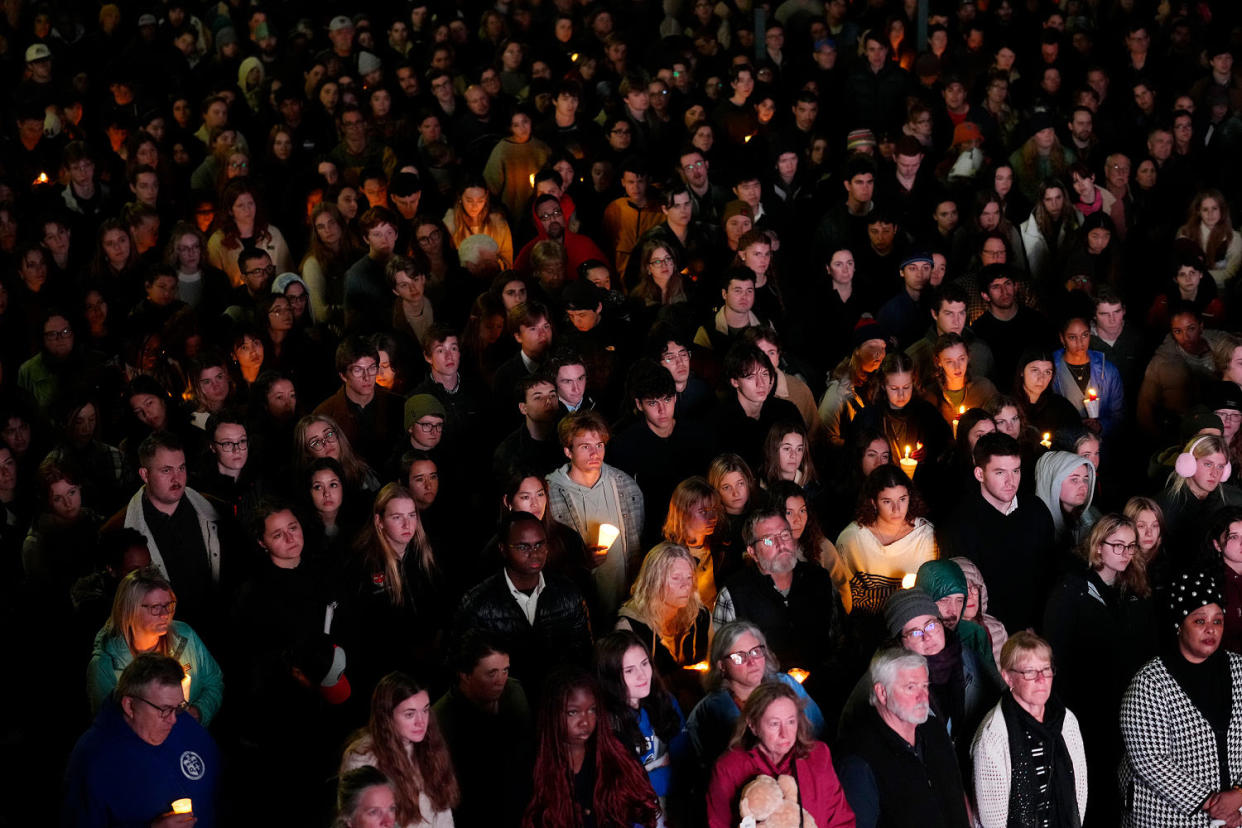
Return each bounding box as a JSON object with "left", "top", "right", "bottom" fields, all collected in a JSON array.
[
  {"left": 1206, "top": 381, "right": 1242, "bottom": 414},
  {"left": 1033, "top": 450, "right": 1097, "bottom": 538},
  {"left": 915, "top": 560, "right": 967, "bottom": 601},
  {"left": 272, "top": 272, "right": 308, "bottom": 294},
  {"left": 884, "top": 587, "right": 940, "bottom": 637},
  {"left": 1182, "top": 405, "right": 1224, "bottom": 441},
  {"left": 562, "top": 280, "right": 601, "bottom": 311},
  {"left": 722, "top": 200, "right": 753, "bottom": 224},
  {"left": 952, "top": 121, "right": 983, "bottom": 146},
  {"left": 814, "top": 37, "right": 836, "bottom": 53},
  {"left": 1169, "top": 569, "right": 1223, "bottom": 629},
  {"left": 846, "top": 128, "right": 876, "bottom": 152},
  {"left": 900, "top": 251, "right": 934, "bottom": 271},
  {"left": 328, "top": 15, "right": 353, "bottom": 32},
  {"left": 25, "top": 43, "right": 51, "bottom": 63},
  {"left": 1028, "top": 111, "right": 1056, "bottom": 135},
  {"left": 403, "top": 394, "right": 446, "bottom": 430},
  {"left": 357, "top": 51, "right": 381, "bottom": 75},
  {"left": 137, "top": 12, "right": 157, "bottom": 26},
  {"left": 215, "top": 26, "right": 238, "bottom": 48},
  {"left": 951, "top": 556, "right": 1009, "bottom": 664},
  {"left": 852, "top": 318, "right": 888, "bottom": 350}
]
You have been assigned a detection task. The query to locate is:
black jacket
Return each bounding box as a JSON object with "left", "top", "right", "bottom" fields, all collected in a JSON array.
[{"left": 453, "top": 570, "right": 593, "bottom": 687}]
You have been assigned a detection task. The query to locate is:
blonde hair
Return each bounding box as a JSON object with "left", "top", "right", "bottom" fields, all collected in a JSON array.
[
  {"left": 1080, "top": 513, "right": 1150, "bottom": 598},
  {"left": 662, "top": 476, "right": 721, "bottom": 545},
  {"left": 999, "top": 630, "right": 1053, "bottom": 672},
  {"left": 355, "top": 483, "right": 436, "bottom": 606},
  {"left": 622, "top": 542, "right": 703, "bottom": 635},
  {"left": 1166, "top": 433, "right": 1231, "bottom": 499},
  {"left": 105, "top": 566, "right": 178, "bottom": 656}
]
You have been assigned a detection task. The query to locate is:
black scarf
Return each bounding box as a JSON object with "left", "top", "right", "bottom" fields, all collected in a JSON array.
[
  {"left": 1001, "top": 692, "right": 1080, "bottom": 828},
  {"left": 927, "top": 631, "right": 965, "bottom": 736},
  {"left": 1163, "top": 648, "right": 1233, "bottom": 789}
]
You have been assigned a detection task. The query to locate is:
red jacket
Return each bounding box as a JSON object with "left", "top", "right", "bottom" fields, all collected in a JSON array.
[
  {"left": 707, "top": 741, "right": 856, "bottom": 828},
  {"left": 514, "top": 193, "right": 607, "bottom": 278}
]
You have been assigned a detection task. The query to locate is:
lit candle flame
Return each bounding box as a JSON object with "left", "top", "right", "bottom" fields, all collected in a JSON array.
[
  {"left": 744, "top": 133, "right": 756, "bottom": 144},
  {"left": 685, "top": 660, "right": 711, "bottom": 672},
  {"left": 787, "top": 668, "right": 810, "bottom": 684},
  {"left": 33, "top": 172, "right": 49, "bottom": 185},
  {"left": 901, "top": 573, "right": 917, "bottom": 589},
  {"left": 904, "top": 444, "right": 912, "bottom": 459},
  {"left": 570, "top": 52, "right": 579, "bottom": 62},
  {"left": 1087, "top": 388, "right": 1098, "bottom": 401},
  {"left": 528, "top": 172, "right": 536, "bottom": 188},
  {"left": 1041, "top": 432, "right": 1052, "bottom": 448},
  {"left": 958, "top": 405, "right": 967, "bottom": 415}
]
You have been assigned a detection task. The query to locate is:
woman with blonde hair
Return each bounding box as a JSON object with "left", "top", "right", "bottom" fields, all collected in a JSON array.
[
  {"left": 342, "top": 484, "right": 446, "bottom": 693},
  {"left": 1157, "top": 433, "right": 1242, "bottom": 551},
  {"left": 662, "top": 476, "right": 724, "bottom": 608},
  {"left": 616, "top": 542, "right": 710, "bottom": 681},
  {"left": 293, "top": 414, "right": 380, "bottom": 496},
  {"left": 341, "top": 672, "right": 459, "bottom": 827},
  {"left": 707, "top": 453, "right": 756, "bottom": 583},
  {"left": 1176, "top": 189, "right": 1242, "bottom": 289},
  {"left": 1042, "top": 514, "right": 1155, "bottom": 824},
  {"left": 86, "top": 565, "right": 224, "bottom": 724}
]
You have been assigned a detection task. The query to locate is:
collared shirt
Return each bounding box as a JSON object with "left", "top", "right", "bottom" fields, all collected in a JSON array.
[
  {"left": 996, "top": 494, "right": 1019, "bottom": 516},
  {"left": 520, "top": 351, "right": 539, "bottom": 373},
  {"left": 504, "top": 569, "right": 546, "bottom": 625}
]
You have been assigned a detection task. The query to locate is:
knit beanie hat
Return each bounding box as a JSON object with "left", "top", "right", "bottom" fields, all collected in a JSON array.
[
  {"left": 403, "top": 394, "right": 446, "bottom": 430},
  {"left": 1168, "top": 569, "right": 1223, "bottom": 630},
  {"left": 722, "top": 200, "right": 754, "bottom": 223},
  {"left": 846, "top": 128, "right": 876, "bottom": 152},
  {"left": 884, "top": 587, "right": 940, "bottom": 637}
]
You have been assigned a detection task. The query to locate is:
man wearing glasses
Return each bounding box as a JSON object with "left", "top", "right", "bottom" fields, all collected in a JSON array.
[
  {"left": 514, "top": 193, "right": 606, "bottom": 277},
  {"left": 314, "top": 336, "right": 404, "bottom": 470},
  {"left": 65, "top": 653, "right": 219, "bottom": 826},
  {"left": 452, "top": 511, "right": 592, "bottom": 688},
  {"left": 712, "top": 505, "right": 849, "bottom": 713},
  {"left": 225, "top": 246, "right": 275, "bottom": 323}
]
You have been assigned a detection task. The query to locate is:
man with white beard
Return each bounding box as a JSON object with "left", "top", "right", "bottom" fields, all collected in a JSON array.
[{"left": 835, "top": 633, "right": 971, "bottom": 826}]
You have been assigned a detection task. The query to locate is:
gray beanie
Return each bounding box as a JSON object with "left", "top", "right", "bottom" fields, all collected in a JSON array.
[{"left": 884, "top": 587, "right": 940, "bottom": 637}]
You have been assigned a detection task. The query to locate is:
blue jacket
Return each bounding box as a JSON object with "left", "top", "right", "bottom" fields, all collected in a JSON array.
[
  {"left": 1052, "top": 348, "right": 1124, "bottom": 436},
  {"left": 87, "top": 621, "right": 224, "bottom": 725},
  {"left": 62, "top": 699, "right": 220, "bottom": 827},
  {"left": 635, "top": 695, "right": 692, "bottom": 798}
]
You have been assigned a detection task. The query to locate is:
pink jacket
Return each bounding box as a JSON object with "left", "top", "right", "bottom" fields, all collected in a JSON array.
[{"left": 707, "top": 741, "right": 856, "bottom": 828}]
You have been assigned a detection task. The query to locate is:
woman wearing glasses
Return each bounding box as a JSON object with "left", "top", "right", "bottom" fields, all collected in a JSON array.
[
  {"left": 686, "top": 620, "right": 824, "bottom": 774},
  {"left": 971, "top": 631, "right": 1087, "bottom": 828},
  {"left": 293, "top": 414, "right": 380, "bottom": 497},
  {"left": 1042, "top": 513, "right": 1155, "bottom": 825},
  {"left": 87, "top": 565, "right": 224, "bottom": 725}
]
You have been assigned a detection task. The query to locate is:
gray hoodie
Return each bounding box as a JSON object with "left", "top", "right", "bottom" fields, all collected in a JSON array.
[{"left": 1034, "top": 450, "right": 1100, "bottom": 546}]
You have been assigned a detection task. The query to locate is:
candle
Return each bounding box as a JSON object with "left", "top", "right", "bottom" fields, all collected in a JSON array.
[
  {"left": 1040, "top": 432, "right": 1052, "bottom": 448},
  {"left": 952, "top": 404, "right": 966, "bottom": 438},
  {"left": 528, "top": 172, "right": 536, "bottom": 188},
  {"left": 1083, "top": 388, "right": 1100, "bottom": 418},
  {"left": 171, "top": 799, "right": 193, "bottom": 814},
  {"left": 597, "top": 523, "right": 620, "bottom": 550},
  {"left": 787, "top": 668, "right": 810, "bottom": 684},
  {"left": 899, "top": 444, "right": 917, "bottom": 477},
  {"left": 901, "top": 573, "right": 917, "bottom": 589},
  {"left": 32, "top": 172, "right": 49, "bottom": 186},
  {"left": 181, "top": 672, "right": 191, "bottom": 702},
  {"left": 684, "top": 660, "right": 711, "bottom": 672}
]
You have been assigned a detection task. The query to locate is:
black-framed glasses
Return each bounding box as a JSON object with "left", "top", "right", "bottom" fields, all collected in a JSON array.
[
  {"left": 213, "top": 438, "right": 248, "bottom": 452},
  {"left": 244, "top": 265, "right": 276, "bottom": 278},
  {"left": 1011, "top": 666, "right": 1055, "bottom": 681},
  {"left": 726, "top": 644, "right": 767, "bottom": 665},
  {"left": 1101, "top": 540, "right": 1139, "bottom": 555},
  {"left": 413, "top": 421, "right": 444, "bottom": 433},
  {"left": 141, "top": 600, "right": 177, "bottom": 616},
  {"left": 903, "top": 619, "right": 941, "bottom": 640},
  {"left": 306, "top": 429, "right": 338, "bottom": 451},
  {"left": 43, "top": 327, "right": 73, "bottom": 340},
  {"left": 348, "top": 364, "right": 379, "bottom": 378},
  {"left": 131, "top": 695, "right": 188, "bottom": 718}
]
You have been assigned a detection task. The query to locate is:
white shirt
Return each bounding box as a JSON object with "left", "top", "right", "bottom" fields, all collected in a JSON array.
[{"left": 504, "top": 569, "right": 546, "bottom": 625}]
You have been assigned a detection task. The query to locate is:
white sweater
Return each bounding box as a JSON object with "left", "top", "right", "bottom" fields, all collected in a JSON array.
[{"left": 970, "top": 701, "right": 1088, "bottom": 828}]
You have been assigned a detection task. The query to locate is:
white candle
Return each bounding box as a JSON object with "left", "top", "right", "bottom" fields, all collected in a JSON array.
[
  {"left": 181, "top": 673, "right": 191, "bottom": 702},
  {"left": 597, "top": 523, "right": 620, "bottom": 549},
  {"left": 171, "top": 798, "right": 193, "bottom": 814}
]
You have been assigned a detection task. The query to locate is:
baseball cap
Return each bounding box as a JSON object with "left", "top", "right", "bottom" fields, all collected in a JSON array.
[{"left": 25, "top": 43, "right": 51, "bottom": 63}]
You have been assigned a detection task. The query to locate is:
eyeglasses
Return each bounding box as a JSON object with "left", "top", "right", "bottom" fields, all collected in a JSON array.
[
  {"left": 537, "top": 208, "right": 563, "bottom": 221},
  {"left": 682, "top": 161, "right": 705, "bottom": 171},
  {"left": 286, "top": 292, "right": 307, "bottom": 303},
  {"left": 1011, "top": 666, "right": 1056, "bottom": 681},
  {"left": 903, "top": 619, "right": 941, "bottom": 640},
  {"left": 213, "top": 438, "right": 248, "bottom": 452},
  {"left": 509, "top": 539, "right": 546, "bottom": 553},
  {"left": 726, "top": 644, "right": 767, "bottom": 665},
  {"left": 649, "top": 256, "right": 674, "bottom": 267},
  {"left": 1101, "top": 540, "right": 1139, "bottom": 555},
  {"left": 414, "top": 421, "right": 444, "bottom": 433},
  {"left": 43, "top": 327, "right": 73, "bottom": 340},
  {"left": 306, "top": 429, "right": 338, "bottom": 450},
  {"left": 755, "top": 529, "right": 793, "bottom": 548},
  {"left": 141, "top": 600, "right": 177, "bottom": 616},
  {"left": 244, "top": 265, "right": 276, "bottom": 278},
  {"left": 416, "top": 229, "right": 441, "bottom": 245},
  {"left": 661, "top": 349, "right": 690, "bottom": 365},
  {"left": 131, "top": 695, "right": 189, "bottom": 719},
  {"left": 229, "top": 160, "right": 249, "bottom": 170},
  {"left": 348, "top": 364, "right": 379, "bottom": 378}
]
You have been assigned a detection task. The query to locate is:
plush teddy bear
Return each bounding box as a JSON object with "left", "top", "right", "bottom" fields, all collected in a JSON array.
[{"left": 737, "top": 773, "right": 818, "bottom": 828}]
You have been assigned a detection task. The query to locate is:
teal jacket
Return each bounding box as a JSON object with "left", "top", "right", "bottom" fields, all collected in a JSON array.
[{"left": 86, "top": 620, "right": 224, "bottom": 726}]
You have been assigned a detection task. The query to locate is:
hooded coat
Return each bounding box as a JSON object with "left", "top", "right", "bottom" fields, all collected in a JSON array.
[
  {"left": 916, "top": 559, "right": 1003, "bottom": 683},
  {"left": 1034, "top": 451, "right": 1100, "bottom": 553},
  {"left": 950, "top": 557, "right": 1009, "bottom": 667}
]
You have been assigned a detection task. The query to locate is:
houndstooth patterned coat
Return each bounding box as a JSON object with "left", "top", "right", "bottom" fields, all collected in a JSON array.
[{"left": 1118, "top": 652, "right": 1242, "bottom": 827}]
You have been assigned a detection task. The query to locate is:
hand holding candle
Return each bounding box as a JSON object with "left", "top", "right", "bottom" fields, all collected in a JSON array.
[
  {"left": 900, "top": 444, "right": 918, "bottom": 477},
  {"left": 1083, "top": 387, "right": 1100, "bottom": 419},
  {"left": 171, "top": 799, "right": 193, "bottom": 815},
  {"left": 952, "top": 404, "right": 966, "bottom": 438},
  {"left": 1040, "top": 432, "right": 1052, "bottom": 448},
  {"left": 590, "top": 523, "right": 620, "bottom": 566}
]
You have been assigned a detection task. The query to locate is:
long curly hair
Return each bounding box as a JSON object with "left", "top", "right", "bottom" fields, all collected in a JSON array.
[
  {"left": 344, "top": 672, "right": 459, "bottom": 824},
  {"left": 594, "top": 631, "right": 683, "bottom": 759},
  {"left": 523, "top": 668, "right": 659, "bottom": 828}
]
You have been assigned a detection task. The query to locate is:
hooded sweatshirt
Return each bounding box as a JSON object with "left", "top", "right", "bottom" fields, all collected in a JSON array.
[
  {"left": 951, "top": 556, "right": 1009, "bottom": 667},
  {"left": 916, "top": 559, "right": 1003, "bottom": 682},
  {"left": 1034, "top": 450, "right": 1100, "bottom": 551}
]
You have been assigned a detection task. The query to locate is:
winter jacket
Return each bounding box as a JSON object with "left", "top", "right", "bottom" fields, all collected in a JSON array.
[
  {"left": 708, "top": 741, "right": 856, "bottom": 828},
  {"left": 86, "top": 620, "right": 224, "bottom": 725},
  {"left": 1051, "top": 349, "right": 1125, "bottom": 436},
  {"left": 1033, "top": 450, "right": 1100, "bottom": 549},
  {"left": 687, "top": 673, "right": 825, "bottom": 773}
]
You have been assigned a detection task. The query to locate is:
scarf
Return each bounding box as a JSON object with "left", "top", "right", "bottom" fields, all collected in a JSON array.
[
  {"left": 1001, "top": 693, "right": 1080, "bottom": 828},
  {"left": 927, "top": 631, "right": 965, "bottom": 736}
]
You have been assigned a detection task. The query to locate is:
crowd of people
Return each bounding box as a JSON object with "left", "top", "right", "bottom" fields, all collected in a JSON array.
[{"left": 6, "top": 0, "right": 1242, "bottom": 825}]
